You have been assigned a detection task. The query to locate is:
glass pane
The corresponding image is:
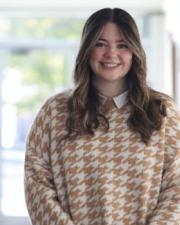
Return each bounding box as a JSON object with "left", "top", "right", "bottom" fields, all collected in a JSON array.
[
  {"left": 0, "top": 17, "right": 84, "bottom": 40},
  {"left": 1, "top": 149, "right": 27, "bottom": 216},
  {"left": 2, "top": 50, "right": 70, "bottom": 149}
]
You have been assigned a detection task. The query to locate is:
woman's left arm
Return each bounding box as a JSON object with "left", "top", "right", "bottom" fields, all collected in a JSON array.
[{"left": 148, "top": 100, "right": 180, "bottom": 225}]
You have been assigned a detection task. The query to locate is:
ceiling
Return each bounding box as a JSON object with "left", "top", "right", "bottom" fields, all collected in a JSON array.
[{"left": 0, "top": 0, "right": 166, "bottom": 17}]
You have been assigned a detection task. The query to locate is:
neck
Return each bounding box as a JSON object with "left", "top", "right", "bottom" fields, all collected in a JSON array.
[{"left": 92, "top": 77, "right": 127, "bottom": 98}]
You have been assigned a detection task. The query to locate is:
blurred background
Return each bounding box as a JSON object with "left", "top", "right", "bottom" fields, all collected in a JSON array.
[{"left": 0, "top": 0, "right": 179, "bottom": 224}]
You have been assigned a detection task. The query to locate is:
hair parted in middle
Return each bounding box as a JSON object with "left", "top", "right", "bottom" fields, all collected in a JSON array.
[{"left": 65, "top": 8, "right": 167, "bottom": 144}]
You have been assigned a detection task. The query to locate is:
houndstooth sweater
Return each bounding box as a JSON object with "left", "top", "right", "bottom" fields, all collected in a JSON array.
[{"left": 24, "top": 90, "right": 180, "bottom": 225}]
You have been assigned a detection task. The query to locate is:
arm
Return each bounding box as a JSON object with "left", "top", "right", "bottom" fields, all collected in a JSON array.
[
  {"left": 24, "top": 100, "right": 75, "bottom": 225},
  {"left": 147, "top": 100, "right": 180, "bottom": 225}
]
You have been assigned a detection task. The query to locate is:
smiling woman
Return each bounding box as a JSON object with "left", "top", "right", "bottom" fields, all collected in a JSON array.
[{"left": 24, "top": 7, "right": 180, "bottom": 225}]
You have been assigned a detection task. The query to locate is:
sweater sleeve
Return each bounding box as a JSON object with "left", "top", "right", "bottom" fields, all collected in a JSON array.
[
  {"left": 147, "top": 100, "right": 180, "bottom": 225},
  {"left": 24, "top": 100, "right": 75, "bottom": 225}
]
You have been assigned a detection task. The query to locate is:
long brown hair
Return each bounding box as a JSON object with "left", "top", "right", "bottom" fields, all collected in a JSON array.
[{"left": 65, "top": 8, "right": 167, "bottom": 144}]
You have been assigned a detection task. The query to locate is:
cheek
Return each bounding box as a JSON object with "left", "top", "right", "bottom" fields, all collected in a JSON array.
[
  {"left": 89, "top": 51, "right": 101, "bottom": 68},
  {"left": 90, "top": 48, "right": 102, "bottom": 60},
  {"left": 89, "top": 56, "right": 97, "bottom": 72},
  {"left": 125, "top": 53, "right": 133, "bottom": 67}
]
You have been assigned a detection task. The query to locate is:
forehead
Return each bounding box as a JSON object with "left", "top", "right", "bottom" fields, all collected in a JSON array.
[{"left": 99, "top": 22, "right": 124, "bottom": 41}]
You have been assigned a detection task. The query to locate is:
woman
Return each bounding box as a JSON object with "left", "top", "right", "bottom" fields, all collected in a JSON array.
[{"left": 24, "top": 8, "right": 180, "bottom": 225}]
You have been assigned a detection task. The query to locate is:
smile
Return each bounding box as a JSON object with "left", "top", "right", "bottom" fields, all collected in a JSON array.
[{"left": 101, "top": 62, "right": 120, "bottom": 69}]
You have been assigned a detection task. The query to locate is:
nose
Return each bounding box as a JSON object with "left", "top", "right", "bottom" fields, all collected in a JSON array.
[{"left": 104, "top": 46, "right": 118, "bottom": 59}]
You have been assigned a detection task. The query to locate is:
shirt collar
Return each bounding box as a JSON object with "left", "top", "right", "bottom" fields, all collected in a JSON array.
[
  {"left": 113, "top": 91, "right": 128, "bottom": 109},
  {"left": 100, "top": 91, "right": 128, "bottom": 109}
]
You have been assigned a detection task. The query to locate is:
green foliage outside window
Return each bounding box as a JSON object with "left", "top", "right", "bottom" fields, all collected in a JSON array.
[
  {"left": 6, "top": 51, "right": 68, "bottom": 113},
  {"left": 0, "top": 18, "right": 84, "bottom": 40},
  {"left": 1, "top": 17, "right": 85, "bottom": 114}
]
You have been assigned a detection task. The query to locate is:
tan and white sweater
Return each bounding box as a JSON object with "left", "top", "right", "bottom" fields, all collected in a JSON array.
[{"left": 24, "top": 91, "right": 180, "bottom": 225}]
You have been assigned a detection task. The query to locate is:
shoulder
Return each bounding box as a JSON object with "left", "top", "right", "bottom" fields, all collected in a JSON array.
[
  {"left": 164, "top": 98, "right": 180, "bottom": 127},
  {"left": 34, "top": 89, "right": 72, "bottom": 120},
  {"left": 156, "top": 93, "right": 180, "bottom": 127},
  {"left": 41, "top": 89, "right": 72, "bottom": 110},
  {"left": 150, "top": 89, "right": 179, "bottom": 116},
  {"left": 45, "top": 89, "right": 72, "bottom": 105},
  {"left": 159, "top": 93, "right": 179, "bottom": 118}
]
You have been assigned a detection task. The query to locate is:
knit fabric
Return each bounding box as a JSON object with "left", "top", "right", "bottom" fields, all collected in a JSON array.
[{"left": 24, "top": 91, "right": 180, "bottom": 225}]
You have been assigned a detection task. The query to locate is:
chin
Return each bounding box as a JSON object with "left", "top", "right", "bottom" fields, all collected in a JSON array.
[{"left": 102, "top": 75, "right": 125, "bottom": 81}]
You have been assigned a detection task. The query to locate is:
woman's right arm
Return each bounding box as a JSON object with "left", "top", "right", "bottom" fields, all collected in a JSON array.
[{"left": 24, "top": 100, "right": 75, "bottom": 225}]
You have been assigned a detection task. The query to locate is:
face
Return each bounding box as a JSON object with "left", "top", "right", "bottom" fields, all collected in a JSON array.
[{"left": 89, "top": 22, "right": 133, "bottom": 85}]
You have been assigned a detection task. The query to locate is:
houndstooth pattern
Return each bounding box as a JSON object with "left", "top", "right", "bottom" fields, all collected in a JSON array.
[{"left": 24, "top": 91, "right": 180, "bottom": 225}]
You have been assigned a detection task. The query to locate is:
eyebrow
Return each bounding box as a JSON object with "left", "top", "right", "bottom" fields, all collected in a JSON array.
[{"left": 98, "top": 38, "right": 125, "bottom": 43}]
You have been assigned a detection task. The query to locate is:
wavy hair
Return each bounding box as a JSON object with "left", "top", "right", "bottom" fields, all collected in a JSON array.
[{"left": 64, "top": 8, "right": 167, "bottom": 144}]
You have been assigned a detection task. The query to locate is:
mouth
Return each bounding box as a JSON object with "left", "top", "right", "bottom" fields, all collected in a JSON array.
[{"left": 100, "top": 62, "right": 121, "bottom": 69}]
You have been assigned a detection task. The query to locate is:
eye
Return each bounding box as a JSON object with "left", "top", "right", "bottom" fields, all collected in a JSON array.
[
  {"left": 117, "top": 43, "right": 128, "bottom": 49},
  {"left": 95, "top": 42, "right": 107, "bottom": 48}
]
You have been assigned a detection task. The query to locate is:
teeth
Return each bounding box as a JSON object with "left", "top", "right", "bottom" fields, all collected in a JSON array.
[{"left": 102, "top": 63, "right": 119, "bottom": 68}]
